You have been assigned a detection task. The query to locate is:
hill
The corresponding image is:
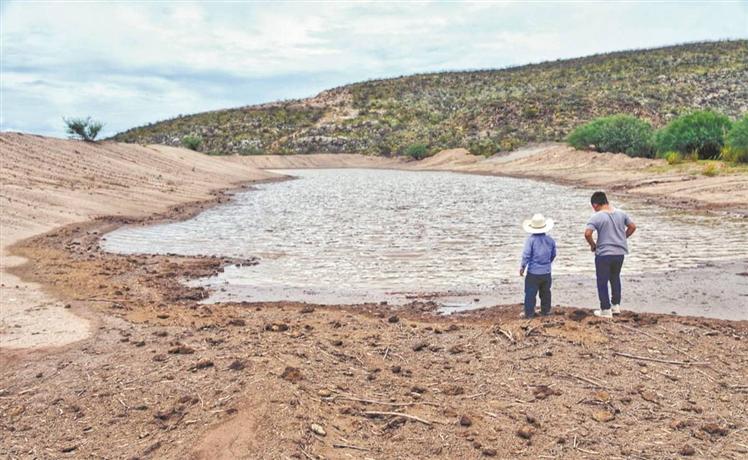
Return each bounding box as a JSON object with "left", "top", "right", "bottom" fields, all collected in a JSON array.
[{"left": 113, "top": 41, "right": 748, "bottom": 156}]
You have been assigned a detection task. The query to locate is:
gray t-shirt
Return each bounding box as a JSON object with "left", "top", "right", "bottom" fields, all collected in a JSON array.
[{"left": 586, "top": 209, "right": 632, "bottom": 256}]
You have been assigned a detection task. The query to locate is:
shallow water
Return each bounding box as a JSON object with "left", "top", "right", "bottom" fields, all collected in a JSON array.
[{"left": 103, "top": 169, "right": 748, "bottom": 306}]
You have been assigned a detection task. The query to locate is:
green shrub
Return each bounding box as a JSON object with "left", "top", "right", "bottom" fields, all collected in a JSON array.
[
  {"left": 663, "top": 151, "right": 683, "bottom": 165},
  {"left": 499, "top": 137, "right": 522, "bottom": 152},
  {"left": 467, "top": 138, "right": 499, "bottom": 157},
  {"left": 63, "top": 116, "right": 103, "bottom": 142},
  {"left": 181, "top": 134, "right": 203, "bottom": 151},
  {"left": 655, "top": 110, "right": 732, "bottom": 159},
  {"left": 238, "top": 145, "right": 263, "bottom": 155},
  {"left": 404, "top": 143, "right": 429, "bottom": 160},
  {"left": 566, "top": 114, "right": 654, "bottom": 157},
  {"left": 724, "top": 114, "right": 748, "bottom": 162}
]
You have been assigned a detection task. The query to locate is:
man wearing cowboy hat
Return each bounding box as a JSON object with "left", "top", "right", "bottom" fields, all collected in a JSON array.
[
  {"left": 520, "top": 213, "right": 557, "bottom": 318},
  {"left": 585, "top": 191, "right": 637, "bottom": 318}
]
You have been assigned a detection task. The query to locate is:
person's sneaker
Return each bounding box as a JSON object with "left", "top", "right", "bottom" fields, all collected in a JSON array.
[
  {"left": 593, "top": 309, "right": 613, "bottom": 318},
  {"left": 611, "top": 305, "right": 621, "bottom": 314}
]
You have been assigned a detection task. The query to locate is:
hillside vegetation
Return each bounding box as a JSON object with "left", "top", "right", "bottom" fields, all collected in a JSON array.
[{"left": 113, "top": 41, "right": 747, "bottom": 156}]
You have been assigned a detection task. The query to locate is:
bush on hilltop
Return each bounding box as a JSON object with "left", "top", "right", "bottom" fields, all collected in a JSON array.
[
  {"left": 64, "top": 116, "right": 103, "bottom": 142},
  {"left": 181, "top": 134, "right": 203, "bottom": 151}
]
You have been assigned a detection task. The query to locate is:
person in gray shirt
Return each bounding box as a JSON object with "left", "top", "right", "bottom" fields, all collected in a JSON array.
[{"left": 584, "top": 191, "right": 637, "bottom": 318}]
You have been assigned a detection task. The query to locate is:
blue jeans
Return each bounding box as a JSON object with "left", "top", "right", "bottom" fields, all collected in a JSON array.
[
  {"left": 595, "top": 255, "right": 625, "bottom": 310},
  {"left": 524, "top": 273, "right": 552, "bottom": 317}
]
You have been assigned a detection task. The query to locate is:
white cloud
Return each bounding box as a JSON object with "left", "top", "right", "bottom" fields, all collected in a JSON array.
[{"left": 1, "top": 1, "right": 746, "bottom": 137}]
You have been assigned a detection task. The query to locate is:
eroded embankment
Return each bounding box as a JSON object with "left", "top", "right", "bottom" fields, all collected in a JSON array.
[{"left": 1, "top": 195, "right": 747, "bottom": 459}]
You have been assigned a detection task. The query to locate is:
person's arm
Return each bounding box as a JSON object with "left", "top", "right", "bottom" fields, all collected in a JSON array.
[
  {"left": 550, "top": 238, "right": 557, "bottom": 262},
  {"left": 584, "top": 228, "right": 596, "bottom": 252},
  {"left": 624, "top": 214, "right": 637, "bottom": 238},
  {"left": 520, "top": 238, "right": 532, "bottom": 276}
]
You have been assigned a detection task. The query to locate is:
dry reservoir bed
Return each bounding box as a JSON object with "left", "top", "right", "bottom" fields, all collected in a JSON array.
[{"left": 1, "top": 199, "right": 747, "bottom": 459}]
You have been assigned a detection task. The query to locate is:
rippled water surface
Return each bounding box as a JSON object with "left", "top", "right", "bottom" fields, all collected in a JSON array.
[{"left": 103, "top": 169, "right": 748, "bottom": 304}]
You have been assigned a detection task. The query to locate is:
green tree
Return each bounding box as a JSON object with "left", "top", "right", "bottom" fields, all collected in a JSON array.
[
  {"left": 655, "top": 110, "right": 732, "bottom": 159},
  {"left": 63, "top": 116, "right": 103, "bottom": 142}
]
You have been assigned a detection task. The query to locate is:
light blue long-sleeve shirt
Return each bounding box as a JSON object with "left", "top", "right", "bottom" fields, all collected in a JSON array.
[{"left": 521, "top": 233, "right": 557, "bottom": 275}]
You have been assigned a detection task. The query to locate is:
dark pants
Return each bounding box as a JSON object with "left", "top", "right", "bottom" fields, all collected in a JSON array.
[
  {"left": 595, "top": 255, "right": 625, "bottom": 310},
  {"left": 524, "top": 273, "right": 552, "bottom": 318}
]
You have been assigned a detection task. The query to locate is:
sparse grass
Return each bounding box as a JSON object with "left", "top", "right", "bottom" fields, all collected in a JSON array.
[
  {"left": 112, "top": 41, "right": 748, "bottom": 156},
  {"left": 648, "top": 159, "right": 748, "bottom": 175},
  {"left": 702, "top": 163, "right": 718, "bottom": 176}
]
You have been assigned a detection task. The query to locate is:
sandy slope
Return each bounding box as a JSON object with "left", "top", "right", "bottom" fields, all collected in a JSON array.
[{"left": 0, "top": 133, "right": 279, "bottom": 348}]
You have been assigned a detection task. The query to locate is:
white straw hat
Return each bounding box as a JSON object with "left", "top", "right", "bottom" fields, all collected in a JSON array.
[{"left": 523, "top": 213, "right": 554, "bottom": 234}]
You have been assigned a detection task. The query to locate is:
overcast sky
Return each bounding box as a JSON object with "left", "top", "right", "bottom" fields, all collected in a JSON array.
[{"left": 2, "top": 1, "right": 746, "bottom": 138}]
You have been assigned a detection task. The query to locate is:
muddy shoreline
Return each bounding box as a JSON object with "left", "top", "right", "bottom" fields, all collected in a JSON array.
[{"left": 2, "top": 169, "right": 748, "bottom": 458}]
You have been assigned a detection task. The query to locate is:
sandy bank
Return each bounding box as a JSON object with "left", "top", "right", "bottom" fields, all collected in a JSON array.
[
  {"left": 409, "top": 144, "right": 748, "bottom": 214},
  {"left": 0, "top": 133, "right": 280, "bottom": 348}
]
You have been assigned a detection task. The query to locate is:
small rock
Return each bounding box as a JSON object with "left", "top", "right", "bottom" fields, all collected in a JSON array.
[
  {"left": 594, "top": 391, "right": 611, "bottom": 402},
  {"left": 281, "top": 366, "right": 303, "bottom": 383},
  {"left": 459, "top": 415, "right": 472, "bottom": 427},
  {"left": 61, "top": 445, "right": 77, "bottom": 453},
  {"left": 300, "top": 306, "right": 315, "bottom": 313},
  {"left": 318, "top": 389, "right": 332, "bottom": 397},
  {"left": 310, "top": 423, "right": 326, "bottom": 436},
  {"left": 391, "top": 365, "right": 402, "bottom": 374},
  {"left": 227, "top": 318, "right": 246, "bottom": 326},
  {"left": 443, "top": 386, "right": 464, "bottom": 396},
  {"left": 701, "top": 423, "right": 728, "bottom": 436},
  {"left": 228, "top": 360, "right": 246, "bottom": 371},
  {"left": 167, "top": 344, "right": 194, "bottom": 355},
  {"left": 331, "top": 339, "right": 343, "bottom": 347},
  {"left": 190, "top": 360, "right": 214, "bottom": 371},
  {"left": 448, "top": 345, "right": 464, "bottom": 354},
  {"left": 592, "top": 410, "right": 615, "bottom": 423},
  {"left": 679, "top": 445, "right": 696, "bottom": 456},
  {"left": 134, "top": 340, "right": 146, "bottom": 347},
  {"left": 388, "top": 315, "right": 400, "bottom": 323},
  {"left": 640, "top": 390, "right": 658, "bottom": 403},
  {"left": 482, "top": 448, "right": 497, "bottom": 457},
  {"left": 412, "top": 341, "right": 428, "bottom": 352},
  {"left": 517, "top": 425, "right": 534, "bottom": 439},
  {"left": 265, "top": 323, "right": 289, "bottom": 332}
]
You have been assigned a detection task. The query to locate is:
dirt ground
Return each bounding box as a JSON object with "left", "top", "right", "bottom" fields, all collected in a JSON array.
[
  {"left": 1, "top": 194, "right": 747, "bottom": 459},
  {"left": 2, "top": 134, "right": 748, "bottom": 459}
]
